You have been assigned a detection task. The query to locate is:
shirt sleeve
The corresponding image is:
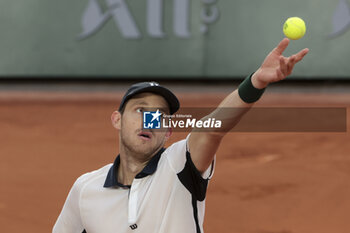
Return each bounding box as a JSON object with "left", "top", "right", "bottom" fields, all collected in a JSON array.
[
  {"left": 53, "top": 176, "right": 85, "bottom": 233},
  {"left": 166, "top": 134, "right": 215, "bottom": 201}
]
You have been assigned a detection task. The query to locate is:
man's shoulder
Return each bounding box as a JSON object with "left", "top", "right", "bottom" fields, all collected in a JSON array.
[
  {"left": 164, "top": 136, "right": 189, "bottom": 157},
  {"left": 162, "top": 137, "right": 188, "bottom": 172},
  {"left": 73, "top": 163, "right": 112, "bottom": 190}
]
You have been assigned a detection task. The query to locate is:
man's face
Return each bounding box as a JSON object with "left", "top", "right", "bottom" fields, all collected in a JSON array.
[{"left": 115, "top": 92, "right": 171, "bottom": 158}]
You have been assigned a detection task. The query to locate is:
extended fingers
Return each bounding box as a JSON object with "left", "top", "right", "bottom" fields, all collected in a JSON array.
[
  {"left": 280, "top": 55, "right": 297, "bottom": 76},
  {"left": 263, "top": 44, "right": 308, "bottom": 84},
  {"left": 294, "top": 48, "right": 309, "bottom": 62},
  {"left": 278, "top": 54, "right": 296, "bottom": 79},
  {"left": 286, "top": 55, "right": 296, "bottom": 75},
  {"left": 285, "top": 48, "right": 308, "bottom": 75},
  {"left": 273, "top": 38, "right": 290, "bottom": 55}
]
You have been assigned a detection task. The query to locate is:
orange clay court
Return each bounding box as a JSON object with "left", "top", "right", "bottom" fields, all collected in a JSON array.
[{"left": 0, "top": 87, "right": 350, "bottom": 233}]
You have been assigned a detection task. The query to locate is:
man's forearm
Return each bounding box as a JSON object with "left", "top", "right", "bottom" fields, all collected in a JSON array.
[{"left": 202, "top": 74, "right": 265, "bottom": 136}]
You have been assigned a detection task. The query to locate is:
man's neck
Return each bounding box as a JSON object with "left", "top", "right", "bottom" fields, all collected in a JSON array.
[
  {"left": 117, "top": 153, "right": 149, "bottom": 186},
  {"left": 117, "top": 146, "right": 162, "bottom": 186}
]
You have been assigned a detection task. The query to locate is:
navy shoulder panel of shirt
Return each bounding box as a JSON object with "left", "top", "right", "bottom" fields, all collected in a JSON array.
[{"left": 177, "top": 150, "right": 213, "bottom": 201}]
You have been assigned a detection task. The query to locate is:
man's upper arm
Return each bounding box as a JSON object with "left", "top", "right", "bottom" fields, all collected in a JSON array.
[
  {"left": 188, "top": 132, "right": 222, "bottom": 174},
  {"left": 187, "top": 90, "right": 252, "bottom": 174}
]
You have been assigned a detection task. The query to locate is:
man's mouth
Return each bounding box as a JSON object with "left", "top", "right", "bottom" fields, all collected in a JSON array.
[{"left": 138, "top": 132, "right": 152, "bottom": 140}]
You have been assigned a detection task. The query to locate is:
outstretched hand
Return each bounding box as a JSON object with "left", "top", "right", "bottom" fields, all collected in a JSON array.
[{"left": 252, "top": 38, "right": 309, "bottom": 89}]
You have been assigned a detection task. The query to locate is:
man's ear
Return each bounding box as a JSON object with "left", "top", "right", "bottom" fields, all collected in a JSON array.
[
  {"left": 164, "top": 127, "right": 173, "bottom": 141},
  {"left": 111, "top": 111, "right": 122, "bottom": 130}
]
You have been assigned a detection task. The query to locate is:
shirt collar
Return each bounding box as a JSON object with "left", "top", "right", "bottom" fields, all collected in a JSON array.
[{"left": 103, "top": 148, "right": 165, "bottom": 188}]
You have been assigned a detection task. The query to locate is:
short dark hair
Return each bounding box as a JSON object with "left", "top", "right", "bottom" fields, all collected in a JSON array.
[{"left": 119, "top": 104, "right": 126, "bottom": 115}]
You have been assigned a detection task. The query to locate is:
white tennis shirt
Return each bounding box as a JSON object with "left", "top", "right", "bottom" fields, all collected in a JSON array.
[{"left": 53, "top": 136, "right": 215, "bottom": 233}]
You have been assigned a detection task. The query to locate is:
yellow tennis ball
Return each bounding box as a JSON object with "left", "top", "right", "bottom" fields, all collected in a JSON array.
[{"left": 283, "top": 17, "right": 306, "bottom": 40}]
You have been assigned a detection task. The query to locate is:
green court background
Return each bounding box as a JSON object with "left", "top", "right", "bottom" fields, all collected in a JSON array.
[{"left": 0, "top": 0, "right": 349, "bottom": 79}]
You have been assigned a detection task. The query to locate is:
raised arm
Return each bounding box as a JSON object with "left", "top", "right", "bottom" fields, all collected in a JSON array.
[{"left": 188, "top": 38, "right": 309, "bottom": 174}]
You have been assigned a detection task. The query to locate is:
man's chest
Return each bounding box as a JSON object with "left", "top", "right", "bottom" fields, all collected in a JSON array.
[{"left": 80, "top": 165, "right": 190, "bottom": 233}]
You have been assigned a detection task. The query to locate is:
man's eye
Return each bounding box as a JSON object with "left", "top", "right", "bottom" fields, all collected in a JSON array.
[{"left": 136, "top": 108, "right": 143, "bottom": 113}]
